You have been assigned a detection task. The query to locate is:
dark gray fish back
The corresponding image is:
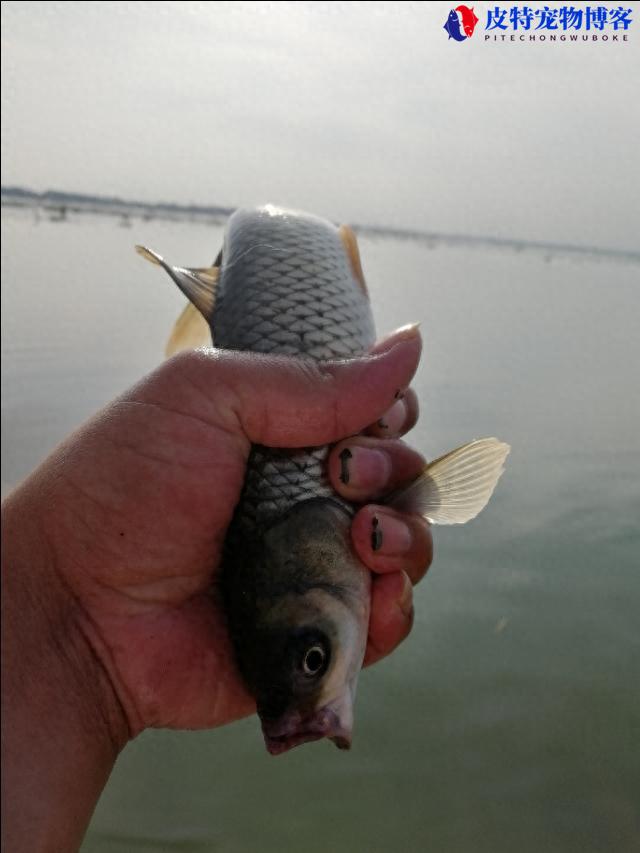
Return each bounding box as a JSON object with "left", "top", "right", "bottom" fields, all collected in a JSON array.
[
  {"left": 212, "top": 207, "right": 375, "bottom": 532},
  {"left": 213, "top": 207, "right": 374, "bottom": 359}
]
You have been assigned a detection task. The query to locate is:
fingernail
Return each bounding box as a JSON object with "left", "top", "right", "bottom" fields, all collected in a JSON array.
[
  {"left": 370, "top": 512, "right": 412, "bottom": 555},
  {"left": 341, "top": 447, "right": 391, "bottom": 491},
  {"left": 376, "top": 399, "right": 406, "bottom": 435},
  {"left": 396, "top": 322, "right": 421, "bottom": 337},
  {"left": 371, "top": 516, "right": 383, "bottom": 551},
  {"left": 338, "top": 447, "right": 352, "bottom": 484},
  {"left": 397, "top": 572, "right": 413, "bottom": 618},
  {"left": 371, "top": 323, "right": 421, "bottom": 355}
]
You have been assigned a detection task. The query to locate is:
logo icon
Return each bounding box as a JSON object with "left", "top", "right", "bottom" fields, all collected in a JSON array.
[{"left": 444, "top": 5, "right": 480, "bottom": 40}]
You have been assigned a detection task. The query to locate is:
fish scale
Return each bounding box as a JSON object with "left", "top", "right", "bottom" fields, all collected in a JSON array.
[{"left": 211, "top": 208, "right": 376, "bottom": 533}]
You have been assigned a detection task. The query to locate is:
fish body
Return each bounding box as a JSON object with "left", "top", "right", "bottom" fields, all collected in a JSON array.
[
  {"left": 444, "top": 8, "right": 466, "bottom": 40},
  {"left": 136, "top": 205, "right": 510, "bottom": 755},
  {"left": 210, "top": 207, "right": 375, "bottom": 753}
]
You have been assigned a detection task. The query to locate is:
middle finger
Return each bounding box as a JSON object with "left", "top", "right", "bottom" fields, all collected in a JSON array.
[
  {"left": 364, "top": 387, "right": 419, "bottom": 439},
  {"left": 328, "top": 436, "right": 426, "bottom": 503}
]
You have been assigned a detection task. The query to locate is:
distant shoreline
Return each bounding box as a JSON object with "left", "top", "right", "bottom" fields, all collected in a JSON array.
[
  {"left": 1, "top": 185, "right": 234, "bottom": 222},
  {"left": 2, "top": 185, "right": 638, "bottom": 265}
]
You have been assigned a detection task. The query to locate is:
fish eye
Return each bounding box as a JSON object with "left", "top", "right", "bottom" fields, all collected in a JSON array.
[{"left": 301, "top": 644, "right": 327, "bottom": 677}]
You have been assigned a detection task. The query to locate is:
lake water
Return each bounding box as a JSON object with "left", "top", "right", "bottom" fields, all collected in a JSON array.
[{"left": 2, "top": 207, "right": 638, "bottom": 853}]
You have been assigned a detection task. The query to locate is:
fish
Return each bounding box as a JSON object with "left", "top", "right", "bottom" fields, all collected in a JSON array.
[
  {"left": 443, "top": 8, "right": 466, "bottom": 41},
  {"left": 456, "top": 5, "right": 480, "bottom": 38},
  {"left": 136, "top": 205, "right": 509, "bottom": 755}
]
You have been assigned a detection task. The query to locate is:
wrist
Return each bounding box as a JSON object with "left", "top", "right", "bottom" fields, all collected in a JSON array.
[{"left": 2, "top": 482, "right": 129, "bottom": 852}]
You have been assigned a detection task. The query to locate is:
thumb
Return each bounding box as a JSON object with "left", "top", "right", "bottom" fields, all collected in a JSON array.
[{"left": 144, "top": 324, "right": 421, "bottom": 448}]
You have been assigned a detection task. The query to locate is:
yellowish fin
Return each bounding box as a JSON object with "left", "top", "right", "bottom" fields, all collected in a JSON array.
[
  {"left": 387, "top": 438, "right": 510, "bottom": 524},
  {"left": 338, "top": 225, "right": 368, "bottom": 297},
  {"left": 165, "top": 301, "right": 212, "bottom": 357},
  {"left": 135, "top": 244, "right": 219, "bottom": 319}
]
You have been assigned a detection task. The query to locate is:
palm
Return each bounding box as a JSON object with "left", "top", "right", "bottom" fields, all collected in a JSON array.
[
  {"left": 40, "top": 338, "right": 428, "bottom": 737},
  {"left": 53, "top": 382, "right": 256, "bottom": 732}
]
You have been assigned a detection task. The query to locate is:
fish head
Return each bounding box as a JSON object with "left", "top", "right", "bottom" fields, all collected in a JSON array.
[
  {"left": 253, "top": 610, "right": 363, "bottom": 755},
  {"left": 228, "top": 500, "right": 370, "bottom": 755}
]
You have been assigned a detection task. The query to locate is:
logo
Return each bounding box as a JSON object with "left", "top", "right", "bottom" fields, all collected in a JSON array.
[
  {"left": 443, "top": 5, "right": 633, "bottom": 43},
  {"left": 444, "top": 6, "right": 480, "bottom": 41}
]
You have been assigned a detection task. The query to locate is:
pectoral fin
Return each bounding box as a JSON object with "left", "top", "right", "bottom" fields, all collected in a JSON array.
[
  {"left": 135, "top": 245, "right": 219, "bottom": 319},
  {"left": 386, "top": 438, "right": 510, "bottom": 524}
]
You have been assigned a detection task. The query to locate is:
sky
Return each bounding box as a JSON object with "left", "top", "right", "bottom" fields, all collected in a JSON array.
[{"left": 1, "top": 0, "right": 638, "bottom": 248}]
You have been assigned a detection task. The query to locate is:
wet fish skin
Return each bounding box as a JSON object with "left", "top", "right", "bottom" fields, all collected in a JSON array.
[{"left": 213, "top": 207, "right": 376, "bottom": 752}]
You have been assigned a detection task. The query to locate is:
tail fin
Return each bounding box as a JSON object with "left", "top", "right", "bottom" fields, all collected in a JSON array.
[{"left": 136, "top": 244, "right": 219, "bottom": 355}]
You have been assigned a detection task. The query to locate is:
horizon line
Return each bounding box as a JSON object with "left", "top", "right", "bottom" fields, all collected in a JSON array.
[{"left": 2, "top": 184, "right": 638, "bottom": 264}]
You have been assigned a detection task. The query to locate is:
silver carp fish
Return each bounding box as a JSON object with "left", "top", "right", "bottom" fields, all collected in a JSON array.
[{"left": 136, "top": 206, "right": 509, "bottom": 755}]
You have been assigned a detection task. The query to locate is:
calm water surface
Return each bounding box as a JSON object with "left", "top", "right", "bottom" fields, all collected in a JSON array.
[{"left": 2, "top": 209, "right": 638, "bottom": 852}]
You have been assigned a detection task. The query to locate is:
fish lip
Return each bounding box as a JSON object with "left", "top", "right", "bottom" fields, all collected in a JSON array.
[
  {"left": 260, "top": 706, "right": 352, "bottom": 756},
  {"left": 263, "top": 730, "right": 327, "bottom": 756}
]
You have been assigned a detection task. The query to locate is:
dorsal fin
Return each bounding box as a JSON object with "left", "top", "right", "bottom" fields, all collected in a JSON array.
[
  {"left": 135, "top": 245, "right": 219, "bottom": 319},
  {"left": 339, "top": 225, "right": 368, "bottom": 297}
]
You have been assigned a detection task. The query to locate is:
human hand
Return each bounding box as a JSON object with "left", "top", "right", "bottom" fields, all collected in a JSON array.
[
  {"left": 2, "top": 324, "right": 432, "bottom": 850},
  {"left": 3, "top": 324, "right": 430, "bottom": 742}
]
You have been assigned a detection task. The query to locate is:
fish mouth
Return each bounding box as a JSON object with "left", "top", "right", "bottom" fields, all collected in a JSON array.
[{"left": 260, "top": 707, "right": 352, "bottom": 756}]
